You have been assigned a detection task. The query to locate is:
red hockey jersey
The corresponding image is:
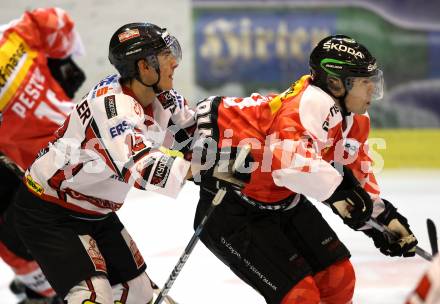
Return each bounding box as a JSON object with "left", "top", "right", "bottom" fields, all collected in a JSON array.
[
  {"left": 214, "top": 75, "right": 380, "bottom": 204},
  {"left": 0, "top": 7, "right": 82, "bottom": 170}
]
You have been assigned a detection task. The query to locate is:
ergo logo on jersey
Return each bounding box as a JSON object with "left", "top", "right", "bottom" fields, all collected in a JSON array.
[
  {"left": 110, "top": 120, "right": 131, "bottom": 138},
  {"left": 323, "top": 41, "right": 364, "bottom": 59}
]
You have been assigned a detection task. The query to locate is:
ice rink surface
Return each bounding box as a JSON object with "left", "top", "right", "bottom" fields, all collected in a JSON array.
[{"left": 1, "top": 170, "right": 439, "bottom": 303}]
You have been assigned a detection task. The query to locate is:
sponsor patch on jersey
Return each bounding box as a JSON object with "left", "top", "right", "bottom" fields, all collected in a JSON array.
[
  {"left": 78, "top": 235, "right": 107, "bottom": 273},
  {"left": 344, "top": 138, "right": 360, "bottom": 156},
  {"left": 132, "top": 103, "right": 142, "bottom": 118},
  {"left": 76, "top": 99, "right": 91, "bottom": 125},
  {"left": 25, "top": 175, "right": 44, "bottom": 195},
  {"left": 121, "top": 228, "right": 145, "bottom": 269},
  {"left": 118, "top": 29, "right": 140, "bottom": 43},
  {"left": 109, "top": 120, "right": 130, "bottom": 138},
  {"left": 104, "top": 95, "right": 117, "bottom": 118},
  {"left": 150, "top": 155, "right": 174, "bottom": 188},
  {"left": 0, "top": 32, "right": 38, "bottom": 111},
  {"left": 322, "top": 115, "right": 330, "bottom": 131},
  {"left": 36, "top": 147, "right": 49, "bottom": 159}
]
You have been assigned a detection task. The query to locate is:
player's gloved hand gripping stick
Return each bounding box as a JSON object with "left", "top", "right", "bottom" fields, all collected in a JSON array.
[
  {"left": 366, "top": 217, "right": 432, "bottom": 261},
  {"left": 325, "top": 164, "right": 432, "bottom": 261},
  {"left": 154, "top": 145, "right": 252, "bottom": 304}
]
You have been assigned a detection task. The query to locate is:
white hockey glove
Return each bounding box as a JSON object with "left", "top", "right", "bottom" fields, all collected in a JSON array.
[
  {"left": 363, "top": 199, "right": 418, "bottom": 257},
  {"left": 156, "top": 89, "right": 185, "bottom": 113}
]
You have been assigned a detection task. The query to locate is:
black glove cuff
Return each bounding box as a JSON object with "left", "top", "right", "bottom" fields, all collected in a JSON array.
[
  {"left": 334, "top": 165, "right": 360, "bottom": 191},
  {"left": 376, "top": 199, "right": 410, "bottom": 228},
  {"left": 48, "top": 56, "right": 85, "bottom": 99}
]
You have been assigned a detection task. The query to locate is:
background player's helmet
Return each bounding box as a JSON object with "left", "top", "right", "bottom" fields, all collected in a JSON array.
[
  {"left": 108, "top": 22, "right": 181, "bottom": 80},
  {"left": 309, "top": 34, "right": 383, "bottom": 101}
]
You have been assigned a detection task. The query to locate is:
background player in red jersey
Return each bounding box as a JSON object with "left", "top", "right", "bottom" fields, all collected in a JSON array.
[
  {"left": 0, "top": 7, "right": 85, "bottom": 303},
  {"left": 191, "top": 35, "right": 418, "bottom": 304}
]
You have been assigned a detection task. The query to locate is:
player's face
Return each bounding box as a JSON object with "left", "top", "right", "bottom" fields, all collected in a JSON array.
[
  {"left": 344, "top": 77, "right": 375, "bottom": 114},
  {"left": 157, "top": 49, "right": 179, "bottom": 91}
]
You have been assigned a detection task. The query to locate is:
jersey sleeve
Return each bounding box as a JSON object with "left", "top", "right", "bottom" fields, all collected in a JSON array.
[
  {"left": 14, "top": 7, "right": 82, "bottom": 58},
  {"left": 91, "top": 94, "right": 190, "bottom": 198},
  {"left": 270, "top": 110, "right": 342, "bottom": 202}
]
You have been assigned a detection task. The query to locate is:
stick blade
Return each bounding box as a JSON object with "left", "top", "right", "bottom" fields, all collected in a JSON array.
[{"left": 427, "top": 218, "right": 438, "bottom": 255}]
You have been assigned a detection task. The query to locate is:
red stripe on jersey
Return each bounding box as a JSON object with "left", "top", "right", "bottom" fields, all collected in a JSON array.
[
  {"left": 120, "top": 282, "right": 129, "bottom": 303},
  {"left": 47, "top": 163, "right": 83, "bottom": 200},
  {"left": 415, "top": 274, "right": 431, "bottom": 300},
  {"left": 85, "top": 121, "right": 121, "bottom": 176},
  {"left": 25, "top": 183, "right": 109, "bottom": 215},
  {"left": 85, "top": 279, "right": 97, "bottom": 302},
  {"left": 63, "top": 188, "right": 122, "bottom": 212},
  {"left": 54, "top": 114, "right": 71, "bottom": 139}
]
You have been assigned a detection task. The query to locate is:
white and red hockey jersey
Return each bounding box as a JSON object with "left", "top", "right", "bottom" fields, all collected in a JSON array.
[
  {"left": 213, "top": 75, "right": 381, "bottom": 209},
  {"left": 25, "top": 74, "right": 195, "bottom": 215},
  {"left": 0, "top": 7, "right": 83, "bottom": 170},
  {"left": 407, "top": 254, "right": 440, "bottom": 304}
]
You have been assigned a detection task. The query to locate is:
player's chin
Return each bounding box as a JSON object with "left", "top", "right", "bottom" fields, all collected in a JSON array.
[
  {"left": 352, "top": 106, "right": 368, "bottom": 115},
  {"left": 160, "top": 81, "right": 173, "bottom": 91}
]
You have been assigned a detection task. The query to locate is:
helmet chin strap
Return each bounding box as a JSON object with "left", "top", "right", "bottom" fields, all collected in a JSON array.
[
  {"left": 135, "top": 65, "right": 163, "bottom": 94},
  {"left": 321, "top": 82, "right": 351, "bottom": 117},
  {"left": 338, "top": 93, "right": 350, "bottom": 117},
  {"left": 326, "top": 81, "right": 350, "bottom": 117}
]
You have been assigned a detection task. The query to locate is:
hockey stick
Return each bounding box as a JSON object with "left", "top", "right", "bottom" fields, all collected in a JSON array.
[
  {"left": 427, "top": 218, "right": 438, "bottom": 255},
  {"left": 153, "top": 145, "right": 251, "bottom": 304},
  {"left": 366, "top": 218, "right": 433, "bottom": 261},
  {"left": 151, "top": 280, "right": 178, "bottom": 304}
]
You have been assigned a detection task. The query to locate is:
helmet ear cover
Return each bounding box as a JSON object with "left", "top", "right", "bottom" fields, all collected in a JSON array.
[{"left": 326, "top": 76, "right": 345, "bottom": 97}]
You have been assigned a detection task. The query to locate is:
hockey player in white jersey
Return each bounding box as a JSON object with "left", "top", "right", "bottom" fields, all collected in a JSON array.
[{"left": 14, "top": 22, "right": 195, "bottom": 303}]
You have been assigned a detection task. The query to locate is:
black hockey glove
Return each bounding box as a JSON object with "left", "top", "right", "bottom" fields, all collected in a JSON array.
[
  {"left": 211, "top": 161, "right": 251, "bottom": 190},
  {"left": 210, "top": 146, "right": 253, "bottom": 190},
  {"left": 47, "top": 56, "right": 85, "bottom": 99},
  {"left": 190, "top": 144, "right": 252, "bottom": 190},
  {"left": 363, "top": 199, "right": 418, "bottom": 257},
  {"left": 325, "top": 165, "right": 373, "bottom": 229}
]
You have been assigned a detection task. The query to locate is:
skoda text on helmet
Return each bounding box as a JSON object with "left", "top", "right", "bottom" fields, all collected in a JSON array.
[
  {"left": 309, "top": 35, "right": 384, "bottom": 113},
  {"left": 108, "top": 22, "right": 182, "bottom": 92}
]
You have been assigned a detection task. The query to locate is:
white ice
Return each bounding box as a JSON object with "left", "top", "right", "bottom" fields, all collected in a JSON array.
[{"left": 1, "top": 170, "right": 439, "bottom": 303}]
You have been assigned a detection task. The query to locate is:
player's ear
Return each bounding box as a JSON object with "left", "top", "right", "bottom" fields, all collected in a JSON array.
[
  {"left": 327, "top": 77, "right": 345, "bottom": 97},
  {"left": 137, "top": 59, "right": 151, "bottom": 73}
]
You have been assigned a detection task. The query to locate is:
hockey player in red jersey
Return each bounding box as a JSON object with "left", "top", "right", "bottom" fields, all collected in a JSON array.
[
  {"left": 0, "top": 7, "right": 85, "bottom": 303},
  {"left": 192, "top": 35, "right": 418, "bottom": 303},
  {"left": 407, "top": 254, "right": 440, "bottom": 304},
  {"left": 14, "top": 22, "right": 196, "bottom": 303}
]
